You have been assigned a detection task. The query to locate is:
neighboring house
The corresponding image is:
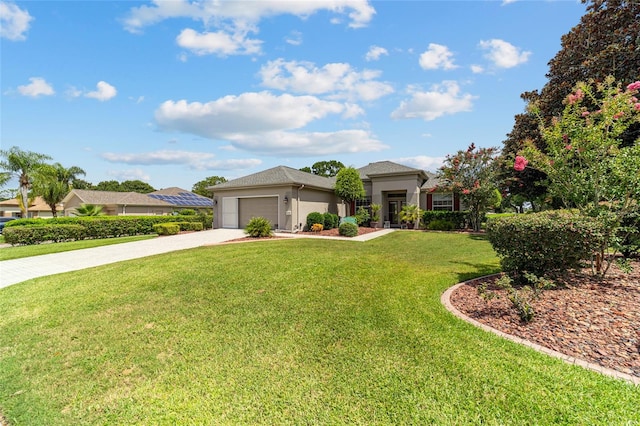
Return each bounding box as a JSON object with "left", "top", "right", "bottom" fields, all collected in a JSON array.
[
  {"left": 147, "top": 187, "right": 213, "bottom": 210},
  {"left": 62, "top": 189, "right": 175, "bottom": 216},
  {"left": 210, "top": 161, "right": 462, "bottom": 232},
  {"left": 0, "top": 196, "right": 61, "bottom": 218}
]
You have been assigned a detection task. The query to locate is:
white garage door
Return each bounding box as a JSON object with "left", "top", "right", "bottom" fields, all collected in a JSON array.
[{"left": 238, "top": 197, "right": 278, "bottom": 229}]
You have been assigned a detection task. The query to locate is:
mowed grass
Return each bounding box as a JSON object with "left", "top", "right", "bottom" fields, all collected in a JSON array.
[
  {"left": 0, "top": 235, "right": 157, "bottom": 261},
  {"left": 0, "top": 232, "right": 638, "bottom": 425}
]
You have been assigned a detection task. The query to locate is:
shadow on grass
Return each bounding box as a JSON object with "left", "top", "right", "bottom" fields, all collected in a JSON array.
[{"left": 452, "top": 260, "right": 501, "bottom": 283}]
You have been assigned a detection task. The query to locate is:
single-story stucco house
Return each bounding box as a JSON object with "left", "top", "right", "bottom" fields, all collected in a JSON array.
[
  {"left": 0, "top": 196, "right": 61, "bottom": 218},
  {"left": 61, "top": 188, "right": 212, "bottom": 216},
  {"left": 210, "top": 161, "right": 460, "bottom": 232}
]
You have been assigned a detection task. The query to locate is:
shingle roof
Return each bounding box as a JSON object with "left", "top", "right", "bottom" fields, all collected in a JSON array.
[
  {"left": 150, "top": 187, "right": 192, "bottom": 196},
  {"left": 0, "top": 196, "right": 58, "bottom": 211},
  {"left": 65, "top": 190, "right": 173, "bottom": 207},
  {"left": 210, "top": 166, "right": 335, "bottom": 191},
  {"left": 358, "top": 161, "right": 427, "bottom": 180},
  {"left": 421, "top": 171, "right": 441, "bottom": 190}
]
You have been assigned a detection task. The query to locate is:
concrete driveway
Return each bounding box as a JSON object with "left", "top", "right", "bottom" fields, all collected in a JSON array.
[{"left": 0, "top": 229, "right": 246, "bottom": 289}]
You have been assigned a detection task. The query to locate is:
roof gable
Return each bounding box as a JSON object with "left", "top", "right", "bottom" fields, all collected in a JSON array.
[
  {"left": 211, "top": 166, "right": 335, "bottom": 191},
  {"left": 358, "top": 161, "right": 427, "bottom": 180}
]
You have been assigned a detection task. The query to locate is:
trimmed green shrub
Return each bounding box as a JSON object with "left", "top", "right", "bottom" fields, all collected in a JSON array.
[
  {"left": 339, "top": 222, "right": 358, "bottom": 237},
  {"left": 153, "top": 223, "right": 180, "bottom": 236},
  {"left": 486, "top": 210, "right": 606, "bottom": 280},
  {"left": 323, "top": 212, "right": 338, "bottom": 230},
  {"left": 3, "top": 225, "right": 86, "bottom": 245},
  {"left": 177, "top": 209, "right": 197, "bottom": 216},
  {"left": 426, "top": 220, "right": 455, "bottom": 231},
  {"left": 245, "top": 217, "right": 273, "bottom": 238},
  {"left": 306, "top": 212, "right": 325, "bottom": 231},
  {"left": 355, "top": 206, "right": 370, "bottom": 226},
  {"left": 174, "top": 221, "right": 204, "bottom": 232},
  {"left": 3, "top": 216, "right": 204, "bottom": 239},
  {"left": 422, "top": 211, "right": 468, "bottom": 229}
]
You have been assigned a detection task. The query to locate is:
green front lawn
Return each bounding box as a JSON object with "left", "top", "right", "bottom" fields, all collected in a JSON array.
[
  {"left": 0, "top": 235, "right": 157, "bottom": 261},
  {"left": 0, "top": 232, "right": 637, "bottom": 424}
]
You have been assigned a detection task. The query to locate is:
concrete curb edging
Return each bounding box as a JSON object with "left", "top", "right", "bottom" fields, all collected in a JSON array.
[{"left": 441, "top": 277, "right": 640, "bottom": 386}]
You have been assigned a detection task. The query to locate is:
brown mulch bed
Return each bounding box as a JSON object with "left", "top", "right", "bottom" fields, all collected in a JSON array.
[
  {"left": 449, "top": 259, "right": 640, "bottom": 378},
  {"left": 225, "top": 226, "right": 383, "bottom": 243}
]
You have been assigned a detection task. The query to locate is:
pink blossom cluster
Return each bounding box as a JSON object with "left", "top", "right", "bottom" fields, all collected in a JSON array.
[
  {"left": 567, "top": 88, "right": 584, "bottom": 104},
  {"left": 514, "top": 156, "right": 528, "bottom": 171},
  {"left": 627, "top": 81, "right": 640, "bottom": 91}
]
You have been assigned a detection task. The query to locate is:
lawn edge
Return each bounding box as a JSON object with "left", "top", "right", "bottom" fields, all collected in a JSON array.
[{"left": 441, "top": 276, "right": 640, "bottom": 386}]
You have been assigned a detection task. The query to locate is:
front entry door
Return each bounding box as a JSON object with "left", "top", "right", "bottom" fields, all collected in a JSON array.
[{"left": 388, "top": 201, "right": 400, "bottom": 225}]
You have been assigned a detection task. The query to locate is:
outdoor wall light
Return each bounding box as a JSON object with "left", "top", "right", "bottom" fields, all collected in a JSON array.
[{"left": 284, "top": 195, "right": 289, "bottom": 204}]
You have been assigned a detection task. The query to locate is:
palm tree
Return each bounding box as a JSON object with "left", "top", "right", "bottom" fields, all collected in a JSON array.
[
  {"left": 33, "top": 163, "right": 87, "bottom": 217},
  {"left": 400, "top": 204, "right": 422, "bottom": 229},
  {"left": 74, "top": 204, "right": 104, "bottom": 216},
  {"left": 0, "top": 146, "right": 52, "bottom": 218}
]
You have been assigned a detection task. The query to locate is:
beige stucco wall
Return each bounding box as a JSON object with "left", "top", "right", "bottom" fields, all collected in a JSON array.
[
  {"left": 63, "top": 194, "right": 172, "bottom": 216},
  {"left": 213, "top": 185, "right": 344, "bottom": 231},
  {"left": 370, "top": 175, "right": 422, "bottom": 206}
]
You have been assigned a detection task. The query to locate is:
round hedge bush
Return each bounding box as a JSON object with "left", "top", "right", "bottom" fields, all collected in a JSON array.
[
  {"left": 338, "top": 222, "right": 358, "bottom": 237},
  {"left": 245, "top": 216, "right": 273, "bottom": 238}
]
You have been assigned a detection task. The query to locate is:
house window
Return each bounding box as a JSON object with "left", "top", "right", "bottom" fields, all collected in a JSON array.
[
  {"left": 432, "top": 193, "right": 453, "bottom": 211},
  {"left": 355, "top": 197, "right": 372, "bottom": 209}
]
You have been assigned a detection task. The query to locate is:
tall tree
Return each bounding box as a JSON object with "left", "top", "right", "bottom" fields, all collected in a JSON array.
[
  {"left": 437, "top": 143, "right": 501, "bottom": 232},
  {"left": 34, "top": 163, "right": 86, "bottom": 217},
  {"left": 300, "top": 160, "right": 345, "bottom": 177},
  {"left": 0, "top": 146, "right": 52, "bottom": 217},
  {"left": 192, "top": 176, "right": 227, "bottom": 197},
  {"left": 120, "top": 180, "right": 155, "bottom": 193},
  {"left": 311, "top": 160, "right": 345, "bottom": 177},
  {"left": 93, "top": 180, "right": 121, "bottom": 192},
  {"left": 334, "top": 167, "right": 365, "bottom": 216},
  {"left": 501, "top": 0, "right": 640, "bottom": 203}
]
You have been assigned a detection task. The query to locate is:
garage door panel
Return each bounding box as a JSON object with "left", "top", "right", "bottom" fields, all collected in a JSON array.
[{"left": 238, "top": 197, "right": 278, "bottom": 229}]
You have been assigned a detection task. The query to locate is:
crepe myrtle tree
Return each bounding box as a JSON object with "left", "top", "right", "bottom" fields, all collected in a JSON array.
[
  {"left": 518, "top": 77, "right": 640, "bottom": 274},
  {"left": 436, "top": 143, "right": 501, "bottom": 232},
  {"left": 334, "top": 166, "right": 365, "bottom": 216}
]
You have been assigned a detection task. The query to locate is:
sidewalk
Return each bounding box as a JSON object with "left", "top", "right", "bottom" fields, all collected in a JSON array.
[{"left": 0, "top": 228, "right": 394, "bottom": 289}]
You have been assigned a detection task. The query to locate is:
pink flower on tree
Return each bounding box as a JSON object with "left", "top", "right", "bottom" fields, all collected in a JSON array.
[
  {"left": 514, "top": 156, "right": 528, "bottom": 171},
  {"left": 635, "top": 103, "right": 640, "bottom": 111},
  {"left": 626, "top": 81, "right": 640, "bottom": 91},
  {"left": 613, "top": 111, "right": 624, "bottom": 120},
  {"left": 565, "top": 144, "right": 572, "bottom": 150},
  {"left": 462, "top": 189, "right": 471, "bottom": 195}
]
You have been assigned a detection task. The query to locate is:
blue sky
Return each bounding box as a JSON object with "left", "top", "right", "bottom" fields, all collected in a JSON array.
[{"left": 1, "top": 0, "right": 585, "bottom": 191}]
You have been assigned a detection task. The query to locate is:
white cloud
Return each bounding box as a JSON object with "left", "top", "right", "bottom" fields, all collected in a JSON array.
[
  {"left": 394, "top": 155, "right": 446, "bottom": 172},
  {"left": 107, "top": 168, "right": 151, "bottom": 182},
  {"left": 0, "top": 1, "right": 33, "bottom": 41},
  {"left": 124, "top": 0, "right": 375, "bottom": 55},
  {"left": 285, "top": 30, "right": 302, "bottom": 46},
  {"left": 479, "top": 39, "right": 531, "bottom": 69},
  {"left": 65, "top": 86, "right": 83, "bottom": 98},
  {"left": 17, "top": 77, "right": 55, "bottom": 97},
  {"left": 176, "top": 28, "right": 262, "bottom": 56},
  {"left": 419, "top": 43, "right": 457, "bottom": 70},
  {"left": 86, "top": 81, "right": 117, "bottom": 101},
  {"left": 391, "top": 81, "right": 475, "bottom": 121},
  {"left": 470, "top": 64, "right": 484, "bottom": 74},
  {"left": 259, "top": 59, "right": 394, "bottom": 101},
  {"left": 502, "top": 0, "right": 517, "bottom": 5},
  {"left": 365, "top": 45, "right": 388, "bottom": 61},
  {"left": 156, "top": 92, "right": 346, "bottom": 136},
  {"left": 101, "top": 149, "right": 262, "bottom": 171},
  {"left": 154, "top": 91, "right": 387, "bottom": 156},
  {"left": 225, "top": 130, "right": 387, "bottom": 156}
]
